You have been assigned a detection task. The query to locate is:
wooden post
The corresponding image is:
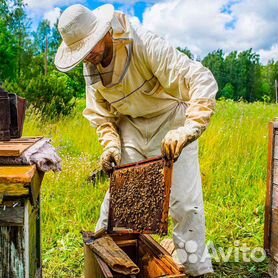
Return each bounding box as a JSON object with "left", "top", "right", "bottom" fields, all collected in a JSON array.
[
  {"left": 265, "top": 119, "right": 278, "bottom": 277},
  {"left": 275, "top": 80, "right": 277, "bottom": 104}
]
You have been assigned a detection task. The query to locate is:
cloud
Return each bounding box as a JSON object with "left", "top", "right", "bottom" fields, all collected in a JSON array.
[
  {"left": 43, "top": 7, "right": 61, "bottom": 27},
  {"left": 141, "top": 0, "right": 278, "bottom": 63},
  {"left": 24, "top": 0, "right": 83, "bottom": 11},
  {"left": 129, "top": 16, "right": 141, "bottom": 28},
  {"left": 24, "top": 0, "right": 85, "bottom": 29},
  {"left": 99, "top": 0, "right": 160, "bottom": 4},
  {"left": 258, "top": 45, "right": 278, "bottom": 64}
]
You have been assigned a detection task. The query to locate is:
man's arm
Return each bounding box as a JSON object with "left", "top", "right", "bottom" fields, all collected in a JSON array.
[
  {"left": 138, "top": 28, "right": 218, "bottom": 160},
  {"left": 83, "top": 85, "right": 121, "bottom": 171}
]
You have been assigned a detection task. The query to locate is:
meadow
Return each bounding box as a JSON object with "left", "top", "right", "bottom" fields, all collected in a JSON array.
[{"left": 23, "top": 100, "right": 277, "bottom": 277}]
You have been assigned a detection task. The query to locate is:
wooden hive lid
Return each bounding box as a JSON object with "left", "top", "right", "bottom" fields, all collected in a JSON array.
[
  {"left": 107, "top": 156, "right": 173, "bottom": 236},
  {"left": 0, "top": 165, "right": 37, "bottom": 184},
  {"left": 0, "top": 165, "right": 43, "bottom": 204},
  {"left": 0, "top": 136, "right": 43, "bottom": 157}
]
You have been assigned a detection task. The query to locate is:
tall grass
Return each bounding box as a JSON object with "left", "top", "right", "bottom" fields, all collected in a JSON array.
[{"left": 23, "top": 100, "right": 278, "bottom": 277}]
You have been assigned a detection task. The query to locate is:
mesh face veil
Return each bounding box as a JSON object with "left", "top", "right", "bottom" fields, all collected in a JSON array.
[{"left": 83, "top": 37, "right": 133, "bottom": 88}]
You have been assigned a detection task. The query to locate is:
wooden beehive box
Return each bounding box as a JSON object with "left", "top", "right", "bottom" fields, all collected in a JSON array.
[
  {"left": 0, "top": 138, "right": 44, "bottom": 278},
  {"left": 84, "top": 232, "right": 186, "bottom": 278},
  {"left": 264, "top": 119, "right": 278, "bottom": 277},
  {"left": 84, "top": 157, "right": 186, "bottom": 278}
]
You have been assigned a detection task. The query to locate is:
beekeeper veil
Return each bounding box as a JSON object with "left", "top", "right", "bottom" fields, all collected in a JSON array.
[{"left": 83, "top": 12, "right": 133, "bottom": 88}]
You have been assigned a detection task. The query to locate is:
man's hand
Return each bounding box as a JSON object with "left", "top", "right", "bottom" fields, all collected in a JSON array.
[
  {"left": 100, "top": 147, "right": 121, "bottom": 173},
  {"left": 161, "top": 126, "right": 199, "bottom": 161}
]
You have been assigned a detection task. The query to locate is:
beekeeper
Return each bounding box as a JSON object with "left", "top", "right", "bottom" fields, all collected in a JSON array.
[{"left": 55, "top": 4, "right": 218, "bottom": 277}]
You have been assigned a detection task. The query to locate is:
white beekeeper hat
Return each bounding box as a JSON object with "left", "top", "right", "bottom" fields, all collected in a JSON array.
[{"left": 55, "top": 4, "right": 114, "bottom": 72}]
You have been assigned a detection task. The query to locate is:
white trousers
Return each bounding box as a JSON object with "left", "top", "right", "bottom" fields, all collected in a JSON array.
[{"left": 95, "top": 139, "right": 213, "bottom": 276}]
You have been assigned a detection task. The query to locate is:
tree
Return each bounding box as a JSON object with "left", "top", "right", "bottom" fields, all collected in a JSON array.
[
  {"left": 236, "top": 49, "right": 261, "bottom": 101},
  {"left": 202, "top": 49, "right": 225, "bottom": 98},
  {"left": 221, "top": 83, "right": 235, "bottom": 99},
  {"left": 0, "top": 19, "right": 17, "bottom": 82},
  {"left": 177, "top": 47, "right": 194, "bottom": 59}
]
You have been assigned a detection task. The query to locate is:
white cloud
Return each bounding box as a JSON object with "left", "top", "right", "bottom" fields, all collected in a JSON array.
[
  {"left": 258, "top": 45, "right": 278, "bottom": 64},
  {"left": 129, "top": 16, "right": 141, "bottom": 28},
  {"left": 141, "top": 0, "right": 278, "bottom": 63},
  {"left": 43, "top": 7, "right": 61, "bottom": 27},
  {"left": 24, "top": 0, "right": 85, "bottom": 29},
  {"left": 100, "top": 0, "right": 161, "bottom": 4},
  {"left": 24, "top": 0, "right": 83, "bottom": 11}
]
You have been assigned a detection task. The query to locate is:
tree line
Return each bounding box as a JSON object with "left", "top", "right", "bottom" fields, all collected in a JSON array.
[{"left": 0, "top": 0, "right": 277, "bottom": 118}]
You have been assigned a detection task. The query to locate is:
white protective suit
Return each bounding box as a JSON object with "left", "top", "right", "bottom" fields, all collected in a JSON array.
[{"left": 83, "top": 12, "right": 218, "bottom": 276}]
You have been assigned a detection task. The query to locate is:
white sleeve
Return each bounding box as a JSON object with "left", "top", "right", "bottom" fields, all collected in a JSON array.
[
  {"left": 83, "top": 85, "right": 121, "bottom": 151},
  {"left": 139, "top": 28, "right": 218, "bottom": 137}
]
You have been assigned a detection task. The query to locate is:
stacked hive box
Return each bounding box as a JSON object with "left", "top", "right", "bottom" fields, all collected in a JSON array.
[
  {"left": 265, "top": 119, "right": 278, "bottom": 277},
  {"left": 0, "top": 138, "right": 44, "bottom": 278}
]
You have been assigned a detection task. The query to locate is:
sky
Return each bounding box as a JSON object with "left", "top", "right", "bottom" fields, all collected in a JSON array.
[{"left": 24, "top": 0, "right": 278, "bottom": 64}]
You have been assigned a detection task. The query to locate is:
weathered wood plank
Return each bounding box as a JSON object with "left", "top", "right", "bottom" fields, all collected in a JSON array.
[
  {"left": 274, "top": 160, "right": 278, "bottom": 185},
  {"left": 0, "top": 183, "right": 29, "bottom": 198},
  {"left": 0, "top": 137, "right": 42, "bottom": 144},
  {"left": 84, "top": 244, "right": 110, "bottom": 278},
  {"left": 275, "top": 146, "right": 278, "bottom": 160},
  {"left": 273, "top": 184, "right": 278, "bottom": 208},
  {"left": 0, "top": 165, "right": 36, "bottom": 184},
  {"left": 270, "top": 208, "right": 278, "bottom": 258},
  {"left": 265, "top": 122, "right": 275, "bottom": 252},
  {"left": 0, "top": 137, "right": 43, "bottom": 157},
  {"left": 268, "top": 258, "right": 278, "bottom": 277},
  {"left": 0, "top": 144, "right": 30, "bottom": 157},
  {"left": 139, "top": 234, "right": 184, "bottom": 275},
  {"left": 28, "top": 202, "right": 39, "bottom": 278},
  {"left": 29, "top": 171, "right": 44, "bottom": 205},
  {"left": 0, "top": 206, "right": 24, "bottom": 226},
  {"left": 275, "top": 133, "right": 278, "bottom": 156},
  {"left": 35, "top": 197, "right": 42, "bottom": 278},
  {"left": 0, "top": 226, "right": 25, "bottom": 278},
  {"left": 275, "top": 132, "right": 278, "bottom": 159}
]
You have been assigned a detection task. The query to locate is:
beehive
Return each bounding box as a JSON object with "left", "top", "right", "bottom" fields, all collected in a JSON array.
[
  {"left": 264, "top": 119, "right": 278, "bottom": 277},
  {"left": 0, "top": 139, "right": 44, "bottom": 278},
  {"left": 84, "top": 156, "right": 186, "bottom": 278}
]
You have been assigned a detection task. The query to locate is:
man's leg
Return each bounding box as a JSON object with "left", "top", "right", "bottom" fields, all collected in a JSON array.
[
  {"left": 94, "top": 147, "right": 145, "bottom": 232},
  {"left": 170, "top": 140, "right": 213, "bottom": 276}
]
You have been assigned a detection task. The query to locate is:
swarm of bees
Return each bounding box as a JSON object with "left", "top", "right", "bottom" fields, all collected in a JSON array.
[{"left": 109, "top": 160, "right": 166, "bottom": 234}]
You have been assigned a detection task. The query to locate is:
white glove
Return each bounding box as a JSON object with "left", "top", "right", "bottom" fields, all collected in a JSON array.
[
  {"left": 100, "top": 147, "right": 121, "bottom": 173},
  {"left": 161, "top": 125, "right": 201, "bottom": 161}
]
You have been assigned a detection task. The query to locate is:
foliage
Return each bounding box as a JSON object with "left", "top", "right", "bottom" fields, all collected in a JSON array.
[
  {"left": 0, "top": 19, "right": 17, "bottom": 81},
  {"left": 22, "top": 100, "right": 277, "bottom": 277},
  {"left": 0, "top": 0, "right": 278, "bottom": 117},
  {"left": 0, "top": 0, "right": 84, "bottom": 116},
  {"left": 202, "top": 49, "right": 266, "bottom": 101},
  {"left": 177, "top": 46, "right": 194, "bottom": 59},
  {"left": 4, "top": 70, "right": 76, "bottom": 118}
]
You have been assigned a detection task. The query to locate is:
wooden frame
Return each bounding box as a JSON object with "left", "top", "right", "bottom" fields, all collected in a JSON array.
[{"left": 107, "top": 156, "right": 173, "bottom": 235}]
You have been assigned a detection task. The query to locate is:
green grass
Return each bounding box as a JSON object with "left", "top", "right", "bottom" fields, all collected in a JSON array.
[{"left": 23, "top": 100, "right": 278, "bottom": 277}]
